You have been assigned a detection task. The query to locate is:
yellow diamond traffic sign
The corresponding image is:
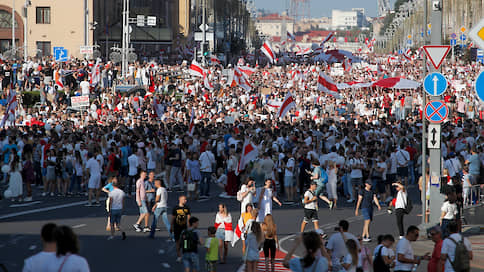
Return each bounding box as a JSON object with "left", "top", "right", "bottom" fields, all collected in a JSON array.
[
  {"left": 461, "top": 27, "right": 467, "bottom": 32},
  {"left": 469, "top": 18, "right": 484, "bottom": 49}
]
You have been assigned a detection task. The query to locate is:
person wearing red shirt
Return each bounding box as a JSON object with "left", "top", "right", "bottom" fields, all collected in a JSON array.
[
  {"left": 383, "top": 94, "right": 391, "bottom": 117},
  {"left": 105, "top": 147, "right": 119, "bottom": 177},
  {"left": 427, "top": 226, "right": 444, "bottom": 272}
]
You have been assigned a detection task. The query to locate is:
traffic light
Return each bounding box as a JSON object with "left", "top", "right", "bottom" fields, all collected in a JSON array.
[{"left": 202, "top": 42, "right": 210, "bottom": 57}]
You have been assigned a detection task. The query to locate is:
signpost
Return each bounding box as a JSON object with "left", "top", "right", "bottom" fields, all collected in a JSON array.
[
  {"left": 424, "top": 100, "right": 449, "bottom": 123},
  {"left": 475, "top": 71, "right": 484, "bottom": 101},
  {"left": 54, "top": 48, "right": 68, "bottom": 62},
  {"left": 423, "top": 72, "right": 447, "bottom": 96},
  {"left": 427, "top": 124, "right": 441, "bottom": 149},
  {"left": 422, "top": 45, "right": 451, "bottom": 70},
  {"left": 469, "top": 18, "right": 484, "bottom": 49}
]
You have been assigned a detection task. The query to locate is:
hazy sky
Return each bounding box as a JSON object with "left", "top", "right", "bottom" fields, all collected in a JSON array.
[{"left": 254, "top": 0, "right": 396, "bottom": 18}]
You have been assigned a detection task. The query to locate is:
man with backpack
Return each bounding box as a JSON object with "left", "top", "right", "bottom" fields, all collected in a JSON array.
[
  {"left": 181, "top": 217, "right": 202, "bottom": 272},
  {"left": 300, "top": 181, "right": 320, "bottom": 232},
  {"left": 171, "top": 195, "right": 191, "bottom": 263},
  {"left": 440, "top": 221, "right": 473, "bottom": 272}
]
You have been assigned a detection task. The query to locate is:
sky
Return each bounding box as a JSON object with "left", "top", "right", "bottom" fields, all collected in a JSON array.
[{"left": 254, "top": 0, "right": 395, "bottom": 18}]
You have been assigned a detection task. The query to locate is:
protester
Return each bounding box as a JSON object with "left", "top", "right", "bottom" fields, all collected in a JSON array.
[
  {"left": 393, "top": 181, "right": 408, "bottom": 239},
  {"left": 440, "top": 221, "right": 473, "bottom": 272},
  {"left": 214, "top": 203, "right": 232, "bottom": 264},
  {"left": 22, "top": 223, "right": 58, "bottom": 272},
  {"left": 261, "top": 214, "right": 278, "bottom": 272},
  {"left": 373, "top": 234, "right": 395, "bottom": 272},
  {"left": 205, "top": 226, "right": 219, "bottom": 272},
  {"left": 133, "top": 170, "right": 149, "bottom": 232},
  {"left": 172, "top": 195, "right": 191, "bottom": 263},
  {"left": 355, "top": 180, "right": 381, "bottom": 242},
  {"left": 394, "top": 225, "right": 427, "bottom": 272},
  {"left": 300, "top": 181, "right": 320, "bottom": 232},
  {"left": 326, "top": 220, "right": 359, "bottom": 272},
  {"left": 427, "top": 226, "right": 444, "bottom": 272},
  {"left": 52, "top": 225, "right": 90, "bottom": 271},
  {"left": 108, "top": 179, "right": 126, "bottom": 240},
  {"left": 283, "top": 231, "right": 329, "bottom": 271},
  {"left": 256, "top": 179, "right": 282, "bottom": 222},
  {"left": 181, "top": 217, "right": 202, "bottom": 272},
  {"left": 245, "top": 222, "right": 264, "bottom": 272},
  {"left": 149, "top": 179, "right": 171, "bottom": 239}
]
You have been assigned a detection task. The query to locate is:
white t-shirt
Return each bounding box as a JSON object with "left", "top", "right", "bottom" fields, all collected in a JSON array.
[
  {"left": 441, "top": 233, "right": 472, "bottom": 272},
  {"left": 394, "top": 237, "right": 414, "bottom": 271},
  {"left": 395, "top": 190, "right": 407, "bottom": 209},
  {"left": 23, "top": 251, "right": 57, "bottom": 272},
  {"left": 80, "top": 81, "right": 90, "bottom": 95},
  {"left": 289, "top": 256, "right": 329, "bottom": 272},
  {"left": 51, "top": 254, "right": 90, "bottom": 272},
  {"left": 109, "top": 188, "right": 125, "bottom": 210},
  {"left": 441, "top": 201, "right": 458, "bottom": 220},
  {"left": 304, "top": 190, "right": 317, "bottom": 210},
  {"left": 238, "top": 184, "right": 254, "bottom": 214},
  {"left": 348, "top": 158, "right": 363, "bottom": 179},
  {"left": 343, "top": 253, "right": 357, "bottom": 272},
  {"left": 128, "top": 154, "right": 139, "bottom": 176},
  {"left": 200, "top": 151, "right": 215, "bottom": 172},
  {"left": 85, "top": 158, "right": 101, "bottom": 177},
  {"left": 156, "top": 187, "right": 168, "bottom": 208},
  {"left": 146, "top": 150, "right": 156, "bottom": 170},
  {"left": 327, "top": 232, "right": 359, "bottom": 265},
  {"left": 285, "top": 157, "right": 295, "bottom": 177}
]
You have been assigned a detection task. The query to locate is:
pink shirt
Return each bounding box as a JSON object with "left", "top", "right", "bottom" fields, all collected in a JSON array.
[{"left": 136, "top": 178, "right": 146, "bottom": 204}]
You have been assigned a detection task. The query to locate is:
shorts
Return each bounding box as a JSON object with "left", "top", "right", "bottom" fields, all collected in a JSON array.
[
  {"left": 46, "top": 167, "right": 55, "bottom": 181},
  {"left": 215, "top": 228, "right": 225, "bottom": 241},
  {"left": 362, "top": 208, "right": 373, "bottom": 221},
  {"left": 110, "top": 209, "right": 122, "bottom": 225},
  {"left": 174, "top": 226, "right": 186, "bottom": 242},
  {"left": 284, "top": 176, "right": 295, "bottom": 187},
  {"left": 397, "top": 167, "right": 408, "bottom": 178},
  {"left": 182, "top": 252, "right": 200, "bottom": 271},
  {"left": 88, "top": 175, "right": 101, "bottom": 189},
  {"left": 139, "top": 201, "right": 148, "bottom": 214},
  {"left": 206, "top": 260, "right": 217, "bottom": 272},
  {"left": 303, "top": 208, "right": 319, "bottom": 223},
  {"left": 263, "top": 238, "right": 276, "bottom": 259}
]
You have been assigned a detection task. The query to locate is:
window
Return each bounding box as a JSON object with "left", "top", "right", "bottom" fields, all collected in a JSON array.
[
  {"left": 36, "top": 41, "right": 51, "bottom": 57},
  {"left": 36, "top": 7, "right": 50, "bottom": 24},
  {"left": 0, "top": 10, "right": 17, "bottom": 28}
]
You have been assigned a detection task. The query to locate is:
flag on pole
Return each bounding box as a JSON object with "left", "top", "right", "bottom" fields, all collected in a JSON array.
[
  {"left": 210, "top": 55, "right": 221, "bottom": 65},
  {"left": 89, "top": 60, "right": 101, "bottom": 86},
  {"left": 320, "top": 32, "right": 334, "bottom": 46},
  {"left": 236, "top": 139, "right": 258, "bottom": 175},
  {"left": 188, "top": 108, "right": 195, "bottom": 135},
  {"left": 402, "top": 48, "right": 412, "bottom": 61},
  {"left": 230, "top": 67, "right": 252, "bottom": 91},
  {"left": 231, "top": 216, "right": 245, "bottom": 247},
  {"left": 203, "top": 69, "right": 214, "bottom": 90},
  {"left": 261, "top": 41, "right": 275, "bottom": 63},
  {"left": 0, "top": 90, "right": 17, "bottom": 127},
  {"left": 189, "top": 60, "right": 204, "bottom": 77},
  {"left": 317, "top": 72, "right": 342, "bottom": 98},
  {"left": 287, "top": 31, "right": 296, "bottom": 41},
  {"left": 277, "top": 91, "right": 296, "bottom": 119}
]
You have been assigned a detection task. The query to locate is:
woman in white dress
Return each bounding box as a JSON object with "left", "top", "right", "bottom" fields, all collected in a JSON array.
[
  {"left": 326, "top": 161, "right": 338, "bottom": 209},
  {"left": 5, "top": 154, "right": 23, "bottom": 201},
  {"left": 257, "top": 179, "right": 282, "bottom": 222}
]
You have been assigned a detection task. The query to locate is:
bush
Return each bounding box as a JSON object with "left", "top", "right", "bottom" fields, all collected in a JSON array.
[{"left": 21, "top": 91, "right": 40, "bottom": 107}]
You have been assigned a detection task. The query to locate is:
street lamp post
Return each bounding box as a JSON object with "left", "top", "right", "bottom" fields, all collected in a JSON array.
[{"left": 12, "top": 0, "right": 15, "bottom": 57}]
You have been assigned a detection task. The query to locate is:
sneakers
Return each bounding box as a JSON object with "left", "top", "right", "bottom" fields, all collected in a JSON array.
[
  {"left": 363, "top": 237, "right": 371, "bottom": 242},
  {"left": 143, "top": 227, "right": 151, "bottom": 233},
  {"left": 23, "top": 197, "right": 33, "bottom": 202},
  {"left": 133, "top": 224, "right": 142, "bottom": 232},
  {"left": 176, "top": 257, "right": 182, "bottom": 263},
  {"left": 346, "top": 198, "right": 354, "bottom": 203},
  {"left": 93, "top": 202, "right": 101, "bottom": 206},
  {"left": 329, "top": 201, "right": 334, "bottom": 210},
  {"left": 41, "top": 192, "right": 47, "bottom": 197}
]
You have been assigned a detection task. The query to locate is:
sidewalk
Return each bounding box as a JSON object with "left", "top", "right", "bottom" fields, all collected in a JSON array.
[{"left": 412, "top": 226, "right": 484, "bottom": 272}]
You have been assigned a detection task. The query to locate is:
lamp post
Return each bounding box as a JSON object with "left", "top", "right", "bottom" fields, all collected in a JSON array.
[{"left": 12, "top": 0, "right": 15, "bottom": 57}]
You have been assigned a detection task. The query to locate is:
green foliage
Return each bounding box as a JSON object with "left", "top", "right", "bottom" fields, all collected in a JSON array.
[{"left": 21, "top": 91, "right": 40, "bottom": 107}]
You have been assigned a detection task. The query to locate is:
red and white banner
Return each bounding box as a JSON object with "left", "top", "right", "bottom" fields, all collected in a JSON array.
[
  {"left": 215, "top": 213, "right": 233, "bottom": 242},
  {"left": 189, "top": 60, "right": 204, "bottom": 77},
  {"left": 89, "top": 60, "right": 101, "bottom": 86},
  {"left": 261, "top": 41, "right": 275, "bottom": 63},
  {"left": 236, "top": 139, "right": 258, "bottom": 175},
  {"left": 0, "top": 90, "right": 17, "bottom": 127},
  {"left": 231, "top": 216, "right": 244, "bottom": 247},
  {"left": 203, "top": 70, "right": 214, "bottom": 90},
  {"left": 402, "top": 48, "right": 412, "bottom": 61},
  {"left": 152, "top": 97, "right": 164, "bottom": 119},
  {"left": 320, "top": 32, "right": 334, "bottom": 46},
  {"left": 277, "top": 91, "right": 296, "bottom": 119},
  {"left": 287, "top": 31, "right": 296, "bottom": 41},
  {"left": 188, "top": 108, "right": 195, "bottom": 135},
  {"left": 210, "top": 55, "right": 221, "bottom": 65},
  {"left": 317, "top": 72, "right": 342, "bottom": 98},
  {"left": 238, "top": 66, "right": 256, "bottom": 79},
  {"left": 230, "top": 67, "right": 252, "bottom": 91},
  {"left": 372, "top": 77, "right": 421, "bottom": 89}
]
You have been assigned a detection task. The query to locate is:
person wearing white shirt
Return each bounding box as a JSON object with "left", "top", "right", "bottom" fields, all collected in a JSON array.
[
  {"left": 326, "top": 220, "right": 359, "bottom": 272},
  {"left": 149, "top": 179, "right": 172, "bottom": 239},
  {"left": 284, "top": 152, "right": 296, "bottom": 203},
  {"left": 80, "top": 79, "right": 90, "bottom": 96},
  {"left": 440, "top": 221, "right": 473, "bottom": 272},
  {"left": 50, "top": 225, "right": 90, "bottom": 271},
  {"left": 393, "top": 181, "right": 408, "bottom": 239},
  {"left": 300, "top": 182, "right": 320, "bottom": 232},
  {"left": 237, "top": 177, "right": 256, "bottom": 214},
  {"left": 85, "top": 153, "right": 101, "bottom": 206},
  {"left": 199, "top": 148, "right": 216, "bottom": 198},
  {"left": 396, "top": 144, "right": 410, "bottom": 185},
  {"left": 22, "top": 223, "right": 58, "bottom": 272},
  {"left": 440, "top": 192, "right": 458, "bottom": 238},
  {"left": 127, "top": 151, "right": 139, "bottom": 195},
  {"left": 395, "top": 226, "right": 424, "bottom": 272}
]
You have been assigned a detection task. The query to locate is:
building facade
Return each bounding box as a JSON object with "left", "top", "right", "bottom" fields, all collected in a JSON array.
[
  {"left": 331, "top": 9, "right": 365, "bottom": 30},
  {"left": 256, "top": 13, "right": 294, "bottom": 38},
  {"left": 0, "top": 0, "right": 94, "bottom": 59}
]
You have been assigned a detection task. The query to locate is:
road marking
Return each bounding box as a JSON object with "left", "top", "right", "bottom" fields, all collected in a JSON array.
[
  {"left": 9, "top": 201, "right": 42, "bottom": 208},
  {"left": 161, "top": 263, "right": 170, "bottom": 268},
  {"left": 28, "top": 245, "right": 37, "bottom": 250},
  {"left": 72, "top": 224, "right": 87, "bottom": 229},
  {"left": 279, "top": 210, "right": 387, "bottom": 256},
  {"left": 0, "top": 198, "right": 106, "bottom": 220}
]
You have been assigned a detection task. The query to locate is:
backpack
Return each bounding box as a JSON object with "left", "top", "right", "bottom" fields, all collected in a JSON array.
[
  {"left": 404, "top": 194, "right": 413, "bottom": 214},
  {"left": 448, "top": 236, "right": 470, "bottom": 272},
  {"left": 373, "top": 246, "right": 390, "bottom": 272},
  {"left": 181, "top": 229, "right": 198, "bottom": 253}
]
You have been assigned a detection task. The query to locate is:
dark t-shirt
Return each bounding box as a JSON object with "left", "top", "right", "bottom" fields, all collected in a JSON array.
[
  {"left": 170, "top": 148, "right": 182, "bottom": 167},
  {"left": 359, "top": 188, "right": 374, "bottom": 209},
  {"left": 172, "top": 205, "right": 191, "bottom": 229}
]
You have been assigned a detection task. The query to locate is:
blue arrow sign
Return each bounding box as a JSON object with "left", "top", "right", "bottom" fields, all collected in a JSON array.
[
  {"left": 460, "top": 34, "right": 466, "bottom": 41},
  {"left": 424, "top": 73, "right": 447, "bottom": 96},
  {"left": 450, "top": 39, "right": 457, "bottom": 46},
  {"left": 475, "top": 71, "right": 484, "bottom": 101},
  {"left": 424, "top": 100, "right": 449, "bottom": 123},
  {"left": 54, "top": 49, "right": 68, "bottom": 62}
]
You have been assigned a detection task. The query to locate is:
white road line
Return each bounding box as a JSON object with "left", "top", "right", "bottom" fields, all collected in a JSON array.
[
  {"left": 9, "top": 201, "right": 42, "bottom": 208},
  {"left": 0, "top": 199, "right": 98, "bottom": 220},
  {"left": 279, "top": 210, "right": 387, "bottom": 257},
  {"left": 72, "top": 224, "right": 87, "bottom": 229}
]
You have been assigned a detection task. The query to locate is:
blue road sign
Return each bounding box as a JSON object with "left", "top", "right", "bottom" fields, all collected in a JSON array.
[
  {"left": 398, "top": 49, "right": 403, "bottom": 54},
  {"left": 450, "top": 39, "right": 457, "bottom": 46},
  {"left": 53, "top": 46, "right": 63, "bottom": 54},
  {"left": 460, "top": 34, "right": 466, "bottom": 41},
  {"left": 427, "top": 30, "right": 431, "bottom": 35},
  {"left": 475, "top": 71, "right": 484, "bottom": 101},
  {"left": 54, "top": 49, "right": 68, "bottom": 62},
  {"left": 425, "top": 100, "right": 449, "bottom": 123},
  {"left": 451, "top": 33, "right": 457, "bottom": 39},
  {"left": 424, "top": 72, "right": 447, "bottom": 96}
]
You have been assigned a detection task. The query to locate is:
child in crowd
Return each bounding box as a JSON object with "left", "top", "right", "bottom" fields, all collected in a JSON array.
[{"left": 205, "top": 226, "right": 219, "bottom": 272}]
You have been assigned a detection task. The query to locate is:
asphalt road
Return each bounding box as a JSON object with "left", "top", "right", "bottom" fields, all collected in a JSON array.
[{"left": 0, "top": 183, "right": 425, "bottom": 272}]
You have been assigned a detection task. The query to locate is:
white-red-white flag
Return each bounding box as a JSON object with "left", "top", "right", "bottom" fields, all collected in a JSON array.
[
  {"left": 237, "top": 66, "right": 256, "bottom": 79},
  {"left": 402, "top": 48, "right": 412, "bottom": 61},
  {"left": 317, "top": 72, "right": 342, "bottom": 98},
  {"left": 237, "top": 57, "right": 245, "bottom": 66},
  {"left": 231, "top": 216, "right": 244, "bottom": 247},
  {"left": 203, "top": 70, "right": 214, "bottom": 90},
  {"left": 89, "top": 60, "right": 101, "bottom": 86},
  {"left": 230, "top": 67, "right": 252, "bottom": 91},
  {"left": 188, "top": 108, "right": 195, "bottom": 135},
  {"left": 189, "top": 60, "right": 204, "bottom": 77},
  {"left": 261, "top": 41, "right": 275, "bottom": 63},
  {"left": 343, "top": 58, "right": 352, "bottom": 72},
  {"left": 236, "top": 139, "right": 258, "bottom": 175},
  {"left": 210, "top": 55, "right": 221, "bottom": 65},
  {"left": 0, "top": 90, "right": 17, "bottom": 127},
  {"left": 320, "top": 32, "right": 334, "bottom": 46},
  {"left": 287, "top": 31, "right": 296, "bottom": 41},
  {"left": 152, "top": 97, "right": 164, "bottom": 119},
  {"left": 277, "top": 91, "right": 296, "bottom": 119}
]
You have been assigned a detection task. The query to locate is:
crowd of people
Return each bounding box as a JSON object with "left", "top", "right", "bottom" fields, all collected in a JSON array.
[{"left": 2, "top": 50, "right": 481, "bottom": 272}]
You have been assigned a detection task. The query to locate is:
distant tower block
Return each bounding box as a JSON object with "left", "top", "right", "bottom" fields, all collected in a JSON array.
[
  {"left": 289, "top": 0, "right": 310, "bottom": 22},
  {"left": 377, "top": 0, "right": 391, "bottom": 17}
]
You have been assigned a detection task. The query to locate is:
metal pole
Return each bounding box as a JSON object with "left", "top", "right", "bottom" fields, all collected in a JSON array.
[
  {"left": 122, "top": 0, "right": 127, "bottom": 78},
  {"left": 12, "top": 0, "right": 15, "bottom": 55},
  {"left": 201, "top": 0, "right": 206, "bottom": 65},
  {"left": 84, "top": 0, "right": 88, "bottom": 59},
  {"left": 23, "top": 0, "right": 27, "bottom": 61},
  {"left": 421, "top": 0, "right": 427, "bottom": 225}
]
